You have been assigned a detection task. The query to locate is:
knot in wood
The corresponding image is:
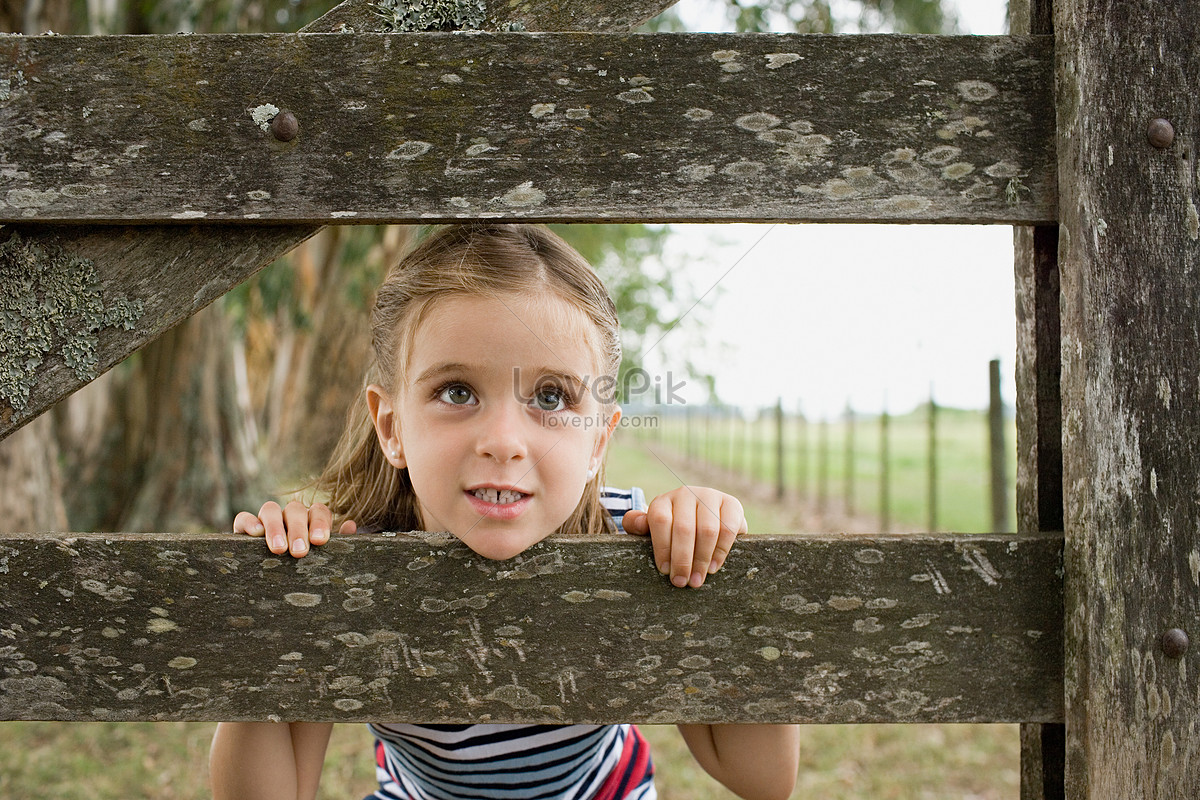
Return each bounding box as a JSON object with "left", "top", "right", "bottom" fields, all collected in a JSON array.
[
  {"left": 1161, "top": 628, "right": 1189, "bottom": 659},
  {"left": 1147, "top": 118, "right": 1175, "bottom": 149},
  {"left": 270, "top": 110, "right": 299, "bottom": 142}
]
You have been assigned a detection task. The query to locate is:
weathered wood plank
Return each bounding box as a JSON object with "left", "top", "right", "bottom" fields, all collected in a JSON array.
[
  {"left": 0, "top": 33, "right": 1056, "bottom": 225},
  {"left": 315, "top": 0, "right": 682, "bottom": 35},
  {"left": 0, "top": 0, "right": 671, "bottom": 443},
  {"left": 1010, "top": 5, "right": 1065, "bottom": 799},
  {"left": 1015, "top": 222, "right": 1065, "bottom": 800},
  {"left": 0, "top": 532, "right": 1064, "bottom": 724},
  {"left": 1057, "top": 1, "right": 1200, "bottom": 797},
  {"left": 0, "top": 224, "right": 315, "bottom": 432}
]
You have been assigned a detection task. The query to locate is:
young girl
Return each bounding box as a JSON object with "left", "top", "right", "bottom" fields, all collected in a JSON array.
[{"left": 209, "top": 225, "right": 799, "bottom": 800}]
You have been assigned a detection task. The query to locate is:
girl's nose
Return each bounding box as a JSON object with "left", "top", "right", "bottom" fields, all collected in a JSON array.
[{"left": 475, "top": 400, "right": 529, "bottom": 462}]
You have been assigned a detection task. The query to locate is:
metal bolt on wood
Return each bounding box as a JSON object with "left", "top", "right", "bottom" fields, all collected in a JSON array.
[
  {"left": 270, "top": 110, "right": 299, "bottom": 142},
  {"left": 1161, "top": 628, "right": 1189, "bottom": 658},
  {"left": 1147, "top": 118, "right": 1175, "bottom": 149}
]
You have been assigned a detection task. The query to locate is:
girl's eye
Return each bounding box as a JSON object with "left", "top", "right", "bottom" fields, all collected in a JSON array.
[
  {"left": 438, "top": 384, "right": 476, "bottom": 406},
  {"left": 534, "top": 386, "right": 567, "bottom": 412}
]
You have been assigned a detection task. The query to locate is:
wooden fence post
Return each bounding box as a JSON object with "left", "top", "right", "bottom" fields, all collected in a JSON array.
[
  {"left": 880, "top": 402, "right": 891, "bottom": 533},
  {"left": 685, "top": 405, "right": 694, "bottom": 462},
  {"left": 989, "top": 359, "right": 1010, "bottom": 533},
  {"left": 1057, "top": 1, "right": 1199, "bottom": 796},
  {"left": 817, "top": 416, "right": 829, "bottom": 518},
  {"left": 797, "top": 402, "right": 808, "bottom": 503},
  {"left": 844, "top": 400, "right": 856, "bottom": 516},
  {"left": 927, "top": 389, "right": 938, "bottom": 532},
  {"left": 751, "top": 410, "right": 763, "bottom": 483},
  {"left": 774, "top": 398, "right": 785, "bottom": 501}
]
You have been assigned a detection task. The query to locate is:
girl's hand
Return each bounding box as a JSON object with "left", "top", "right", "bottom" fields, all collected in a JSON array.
[
  {"left": 234, "top": 500, "right": 356, "bottom": 558},
  {"left": 621, "top": 487, "right": 746, "bottom": 588}
]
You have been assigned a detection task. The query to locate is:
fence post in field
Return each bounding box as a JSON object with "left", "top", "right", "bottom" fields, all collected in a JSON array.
[
  {"left": 928, "top": 388, "right": 938, "bottom": 532},
  {"left": 686, "top": 405, "right": 694, "bottom": 462},
  {"left": 729, "top": 412, "right": 739, "bottom": 474},
  {"left": 724, "top": 410, "right": 732, "bottom": 476},
  {"left": 844, "top": 400, "right": 856, "bottom": 516},
  {"left": 989, "top": 359, "right": 1010, "bottom": 533},
  {"left": 775, "top": 397, "right": 785, "bottom": 501},
  {"left": 703, "top": 405, "right": 711, "bottom": 467},
  {"left": 751, "top": 410, "right": 762, "bottom": 483},
  {"left": 817, "top": 416, "right": 829, "bottom": 517},
  {"left": 654, "top": 386, "right": 663, "bottom": 445},
  {"left": 797, "top": 402, "right": 808, "bottom": 504},
  {"left": 880, "top": 402, "right": 891, "bottom": 533}
]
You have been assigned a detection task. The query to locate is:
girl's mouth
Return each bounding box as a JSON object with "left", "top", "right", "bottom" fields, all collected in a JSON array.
[
  {"left": 470, "top": 487, "right": 526, "bottom": 504},
  {"left": 465, "top": 488, "right": 531, "bottom": 520}
]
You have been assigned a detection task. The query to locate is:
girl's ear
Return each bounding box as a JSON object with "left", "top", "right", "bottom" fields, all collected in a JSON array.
[
  {"left": 367, "top": 384, "right": 407, "bottom": 469},
  {"left": 587, "top": 406, "right": 622, "bottom": 476}
]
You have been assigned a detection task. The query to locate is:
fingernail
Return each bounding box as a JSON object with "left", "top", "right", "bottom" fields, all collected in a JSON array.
[
  {"left": 311, "top": 528, "right": 327, "bottom": 543},
  {"left": 708, "top": 561, "right": 722, "bottom": 574},
  {"left": 689, "top": 571, "right": 704, "bottom": 588},
  {"left": 291, "top": 540, "right": 307, "bottom": 556},
  {"left": 671, "top": 574, "right": 688, "bottom": 588},
  {"left": 251, "top": 523, "right": 264, "bottom": 535},
  {"left": 271, "top": 537, "right": 286, "bottom": 552},
  {"left": 659, "top": 562, "right": 670, "bottom": 575}
]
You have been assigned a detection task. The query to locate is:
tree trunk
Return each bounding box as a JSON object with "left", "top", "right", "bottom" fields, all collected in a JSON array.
[
  {"left": 266, "top": 226, "right": 411, "bottom": 478},
  {"left": 0, "top": 415, "right": 67, "bottom": 532},
  {"left": 115, "top": 302, "right": 261, "bottom": 532}
]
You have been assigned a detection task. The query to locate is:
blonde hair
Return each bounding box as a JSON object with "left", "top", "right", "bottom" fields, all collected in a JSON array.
[{"left": 315, "top": 224, "right": 622, "bottom": 537}]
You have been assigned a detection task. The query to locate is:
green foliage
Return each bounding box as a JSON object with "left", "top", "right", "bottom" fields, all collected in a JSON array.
[
  {"left": 550, "top": 225, "right": 712, "bottom": 404},
  {"left": 644, "top": 0, "right": 954, "bottom": 34}
]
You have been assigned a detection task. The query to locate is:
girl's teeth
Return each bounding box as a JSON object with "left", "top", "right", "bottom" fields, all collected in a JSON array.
[{"left": 472, "top": 488, "right": 524, "bottom": 504}]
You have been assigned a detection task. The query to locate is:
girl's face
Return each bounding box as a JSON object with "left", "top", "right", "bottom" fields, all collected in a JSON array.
[{"left": 368, "top": 292, "right": 617, "bottom": 560}]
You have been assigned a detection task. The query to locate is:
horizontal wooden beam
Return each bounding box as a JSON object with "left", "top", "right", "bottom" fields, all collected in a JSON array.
[
  {"left": 0, "top": 32, "right": 1056, "bottom": 224},
  {"left": 0, "top": 0, "right": 677, "bottom": 443},
  {"left": 0, "top": 531, "right": 1064, "bottom": 724}
]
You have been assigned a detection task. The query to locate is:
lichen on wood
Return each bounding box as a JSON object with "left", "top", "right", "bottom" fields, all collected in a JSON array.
[
  {"left": 371, "top": 0, "right": 486, "bottom": 31},
  {"left": 0, "top": 231, "right": 142, "bottom": 416}
]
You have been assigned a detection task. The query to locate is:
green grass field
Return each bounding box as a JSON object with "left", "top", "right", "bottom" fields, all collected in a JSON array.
[
  {"left": 639, "top": 406, "right": 1017, "bottom": 533},
  {"left": 0, "top": 719, "right": 1017, "bottom": 799},
  {"left": 0, "top": 428, "right": 1018, "bottom": 798}
]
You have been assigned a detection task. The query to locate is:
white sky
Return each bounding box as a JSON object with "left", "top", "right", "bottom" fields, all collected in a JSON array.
[{"left": 649, "top": 0, "right": 1013, "bottom": 418}]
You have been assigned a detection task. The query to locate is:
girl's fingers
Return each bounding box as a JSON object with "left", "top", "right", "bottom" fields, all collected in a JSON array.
[
  {"left": 708, "top": 502, "right": 746, "bottom": 576},
  {"left": 339, "top": 519, "right": 358, "bottom": 536},
  {"left": 258, "top": 501, "right": 288, "bottom": 554},
  {"left": 233, "top": 511, "right": 265, "bottom": 537},
  {"left": 283, "top": 500, "right": 311, "bottom": 557},
  {"left": 689, "top": 498, "right": 724, "bottom": 587},
  {"left": 645, "top": 502, "right": 674, "bottom": 578},
  {"left": 309, "top": 503, "right": 333, "bottom": 546},
  {"left": 667, "top": 499, "right": 697, "bottom": 589},
  {"left": 621, "top": 509, "right": 650, "bottom": 536}
]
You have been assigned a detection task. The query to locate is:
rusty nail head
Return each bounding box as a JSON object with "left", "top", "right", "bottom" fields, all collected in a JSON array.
[
  {"left": 1161, "top": 628, "right": 1189, "bottom": 659},
  {"left": 1148, "top": 118, "right": 1175, "bottom": 149},
  {"left": 271, "top": 110, "right": 299, "bottom": 142}
]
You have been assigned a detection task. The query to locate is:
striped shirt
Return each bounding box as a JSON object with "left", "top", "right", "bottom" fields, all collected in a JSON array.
[
  {"left": 600, "top": 486, "right": 647, "bottom": 533},
  {"left": 367, "top": 723, "right": 654, "bottom": 800},
  {"left": 364, "top": 487, "right": 654, "bottom": 800}
]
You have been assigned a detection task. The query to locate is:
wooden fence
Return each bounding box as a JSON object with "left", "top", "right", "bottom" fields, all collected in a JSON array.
[
  {"left": 645, "top": 360, "right": 1014, "bottom": 533},
  {"left": 1, "top": 0, "right": 1197, "bottom": 797}
]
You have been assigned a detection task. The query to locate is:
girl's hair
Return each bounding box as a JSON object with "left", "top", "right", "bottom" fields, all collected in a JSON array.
[{"left": 315, "top": 224, "right": 622, "bottom": 537}]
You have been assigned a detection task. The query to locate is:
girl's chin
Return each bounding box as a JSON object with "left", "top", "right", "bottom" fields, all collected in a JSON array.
[{"left": 456, "top": 530, "right": 554, "bottom": 561}]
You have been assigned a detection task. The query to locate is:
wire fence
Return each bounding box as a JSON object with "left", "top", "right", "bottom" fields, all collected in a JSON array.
[{"left": 625, "top": 360, "right": 1014, "bottom": 533}]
